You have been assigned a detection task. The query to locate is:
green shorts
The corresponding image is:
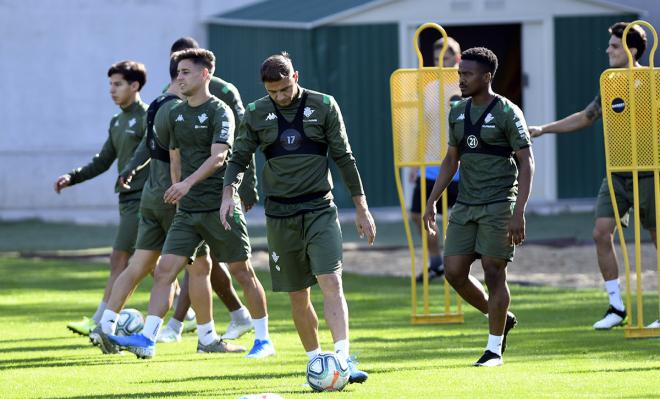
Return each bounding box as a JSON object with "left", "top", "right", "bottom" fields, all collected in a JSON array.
[
  {"left": 113, "top": 200, "right": 140, "bottom": 252},
  {"left": 595, "top": 175, "right": 656, "bottom": 229},
  {"left": 135, "top": 206, "right": 176, "bottom": 251},
  {"left": 162, "top": 208, "right": 250, "bottom": 263},
  {"left": 266, "top": 205, "right": 343, "bottom": 292},
  {"left": 444, "top": 202, "right": 516, "bottom": 262}
]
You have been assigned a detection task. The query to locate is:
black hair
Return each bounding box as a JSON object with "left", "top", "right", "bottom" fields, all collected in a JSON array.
[
  {"left": 609, "top": 22, "right": 647, "bottom": 61},
  {"left": 170, "top": 37, "right": 199, "bottom": 54},
  {"left": 107, "top": 60, "right": 147, "bottom": 91},
  {"left": 260, "top": 52, "right": 294, "bottom": 82},
  {"left": 461, "top": 47, "right": 498, "bottom": 77}
]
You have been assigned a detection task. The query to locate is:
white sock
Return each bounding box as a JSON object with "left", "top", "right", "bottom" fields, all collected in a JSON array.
[
  {"left": 306, "top": 348, "right": 322, "bottom": 360},
  {"left": 198, "top": 320, "right": 219, "bottom": 346},
  {"left": 143, "top": 315, "right": 163, "bottom": 342},
  {"left": 253, "top": 316, "right": 269, "bottom": 341},
  {"left": 334, "top": 339, "right": 349, "bottom": 361},
  {"left": 167, "top": 318, "right": 184, "bottom": 336},
  {"left": 605, "top": 279, "right": 625, "bottom": 311},
  {"left": 486, "top": 334, "right": 503, "bottom": 356},
  {"left": 92, "top": 301, "right": 107, "bottom": 323},
  {"left": 230, "top": 306, "right": 251, "bottom": 322},
  {"left": 100, "top": 309, "right": 119, "bottom": 334}
]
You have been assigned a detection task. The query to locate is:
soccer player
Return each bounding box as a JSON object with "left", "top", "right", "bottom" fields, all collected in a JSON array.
[
  {"left": 90, "top": 55, "right": 248, "bottom": 354},
  {"left": 411, "top": 36, "right": 462, "bottom": 282},
  {"left": 423, "top": 47, "right": 534, "bottom": 367},
  {"left": 54, "top": 61, "right": 149, "bottom": 336},
  {"left": 220, "top": 52, "right": 375, "bottom": 383},
  {"left": 110, "top": 48, "right": 273, "bottom": 359},
  {"left": 528, "top": 23, "right": 656, "bottom": 329},
  {"left": 158, "top": 37, "right": 256, "bottom": 342}
]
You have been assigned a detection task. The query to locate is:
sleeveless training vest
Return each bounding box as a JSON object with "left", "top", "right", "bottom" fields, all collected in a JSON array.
[
  {"left": 264, "top": 91, "right": 330, "bottom": 205},
  {"left": 146, "top": 94, "right": 179, "bottom": 163},
  {"left": 458, "top": 96, "right": 513, "bottom": 158}
]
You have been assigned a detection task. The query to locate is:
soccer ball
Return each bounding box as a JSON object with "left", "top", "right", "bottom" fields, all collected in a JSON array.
[
  {"left": 306, "top": 352, "right": 350, "bottom": 392},
  {"left": 116, "top": 308, "right": 144, "bottom": 336}
]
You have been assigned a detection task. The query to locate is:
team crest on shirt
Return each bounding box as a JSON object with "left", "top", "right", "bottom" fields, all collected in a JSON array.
[
  {"left": 176, "top": 114, "right": 184, "bottom": 122},
  {"left": 484, "top": 113, "right": 494, "bottom": 124},
  {"left": 265, "top": 113, "right": 277, "bottom": 121},
  {"left": 198, "top": 113, "right": 208, "bottom": 123},
  {"left": 114, "top": 120, "right": 119, "bottom": 127},
  {"left": 303, "top": 107, "right": 314, "bottom": 118},
  {"left": 128, "top": 118, "right": 136, "bottom": 127}
]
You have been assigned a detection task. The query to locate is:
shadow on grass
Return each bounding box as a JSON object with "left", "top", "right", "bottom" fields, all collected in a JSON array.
[
  {"left": 44, "top": 391, "right": 207, "bottom": 399},
  {"left": 0, "top": 343, "right": 84, "bottom": 353}
]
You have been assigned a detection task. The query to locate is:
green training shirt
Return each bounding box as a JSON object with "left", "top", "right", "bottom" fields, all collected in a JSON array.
[
  {"left": 68, "top": 100, "right": 149, "bottom": 201},
  {"left": 224, "top": 87, "right": 364, "bottom": 218},
  {"left": 448, "top": 95, "right": 531, "bottom": 205},
  {"left": 169, "top": 96, "right": 235, "bottom": 212}
]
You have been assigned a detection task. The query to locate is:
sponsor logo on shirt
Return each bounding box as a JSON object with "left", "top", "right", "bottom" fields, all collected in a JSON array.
[
  {"left": 265, "top": 113, "right": 277, "bottom": 121},
  {"left": 198, "top": 113, "right": 208, "bottom": 123},
  {"left": 456, "top": 113, "right": 465, "bottom": 121},
  {"left": 114, "top": 120, "right": 119, "bottom": 127},
  {"left": 515, "top": 120, "right": 528, "bottom": 139},
  {"left": 128, "top": 118, "right": 136, "bottom": 128},
  {"left": 176, "top": 114, "right": 184, "bottom": 122},
  {"left": 194, "top": 125, "right": 207, "bottom": 130}
]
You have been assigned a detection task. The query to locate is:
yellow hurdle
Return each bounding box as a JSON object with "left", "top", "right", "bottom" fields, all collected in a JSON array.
[
  {"left": 600, "top": 20, "right": 660, "bottom": 338},
  {"left": 390, "top": 23, "right": 463, "bottom": 324}
]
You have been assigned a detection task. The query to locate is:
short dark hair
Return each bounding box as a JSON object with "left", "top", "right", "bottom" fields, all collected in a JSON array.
[
  {"left": 171, "top": 37, "right": 199, "bottom": 54},
  {"left": 609, "top": 22, "right": 647, "bottom": 61},
  {"left": 172, "top": 48, "right": 215, "bottom": 75},
  {"left": 107, "top": 60, "right": 147, "bottom": 91},
  {"left": 461, "top": 47, "right": 498, "bottom": 77},
  {"left": 168, "top": 54, "right": 178, "bottom": 80},
  {"left": 260, "top": 52, "right": 294, "bottom": 82}
]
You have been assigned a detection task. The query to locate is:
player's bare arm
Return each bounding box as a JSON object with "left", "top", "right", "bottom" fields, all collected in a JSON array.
[
  {"left": 353, "top": 195, "right": 376, "bottom": 245},
  {"left": 164, "top": 143, "right": 228, "bottom": 204},
  {"left": 423, "top": 145, "right": 459, "bottom": 235},
  {"left": 529, "top": 98, "right": 600, "bottom": 137},
  {"left": 508, "top": 147, "right": 535, "bottom": 245},
  {"left": 54, "top": 174, "right": 71, "bottom": 193},
  {"left": 169, "top": 148, "right": 182, "bottom": 184}
]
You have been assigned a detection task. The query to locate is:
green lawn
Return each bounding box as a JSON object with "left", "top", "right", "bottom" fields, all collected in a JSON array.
[{"left": 0, "top": 257, "right": 659, "bottom": 398}]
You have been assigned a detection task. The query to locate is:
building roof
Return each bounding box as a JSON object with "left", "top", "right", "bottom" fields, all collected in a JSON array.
[
  {"left": 208, "top": 0, "right": 395, "bottom": 29},
  {"left": 208, "top": 0, "right": 646, "bottom": 29}
]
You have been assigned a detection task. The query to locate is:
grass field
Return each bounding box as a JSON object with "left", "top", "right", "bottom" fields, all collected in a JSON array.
[{"left": 1, "top": 257, "right": 659, "bottom": 399}]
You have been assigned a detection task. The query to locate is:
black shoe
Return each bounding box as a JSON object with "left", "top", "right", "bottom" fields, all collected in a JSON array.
[
  {"left": 415, "top": 265, "right": 445, "bottom": 283},
  {"left": 473, "top": 350, "right": 502, "bottom": 367},
  {"left": 502, "top": 312, "right": 517, "bottom": 354}
]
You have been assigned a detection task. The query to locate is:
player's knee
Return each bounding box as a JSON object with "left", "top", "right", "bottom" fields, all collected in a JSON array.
[
  {"left": 592, "top": 225, "right": 613, "bottom": 245},
  {"left": 444, "top": 267, "right": 466, "bottom": 288},
  {"left": 229, "top": 261, "right": 256, "bottom": 285},
  {"left": 289, "top": 289, "right": 311, "bottom": 306}
]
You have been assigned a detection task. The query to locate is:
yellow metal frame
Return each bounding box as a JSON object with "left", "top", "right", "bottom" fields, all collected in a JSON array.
[
  {"left": 600, "top": 20, "right": 659, "bottom": 338},
  {"left": 390, "top": 23, "right": 463, "bottom": 324}
]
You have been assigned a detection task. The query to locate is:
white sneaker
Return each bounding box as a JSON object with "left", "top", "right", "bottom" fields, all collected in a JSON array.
[
  {"left": 593, "top": 305, "right": 627, "bottom": 330},
  {"left": 182, "top": 309, "right": 197, "bottom": 333},
  {"left": 157, "top": 326, "right": 182, "bottom": 343},
  {"left": 646, "top": 319, "right": 660, "bottom": 328},
  {"left": 221, "top": 318, "right": 253, "bottom": 340}
]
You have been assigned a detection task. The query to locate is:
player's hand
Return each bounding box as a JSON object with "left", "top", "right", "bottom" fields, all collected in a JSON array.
[
  {"left": 54, "top": 174, "right": 71, "bottom": 194},
  {"left": 407, "top": 168, "right": 418, "bottom": 183},
  {"left": 241, "top": 200, "right": 255, "bottom": 213},
  {"left": 164, "top": 180, "right": 191, "bottom": 204},
  {"left": 422, "top": 202, "right": 438, "bottom": 236},
  {"left": 507, "top": 212, "right": 526, "bottom": 246},
  {"left": 529, "top": 125, "right": 543, "bottom": 138},
  {"left": 118, "top": 172, "right": 134, "bottom": 190},
  {"left": 355, "top": 208, "right": 376, "bottom": 245},
  {"left": 220, "top": 186, "right": 237, "bottom": 230}
]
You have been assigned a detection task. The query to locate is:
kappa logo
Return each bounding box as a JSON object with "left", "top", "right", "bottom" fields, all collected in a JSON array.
[
  {"left": 484, "top": 113, "right": 494, "bottom": 124},
  {"left": 128, "top": 118, "right": 136, "bottom": 128},
  {"left": 303, "top": 107, "right": 315, "bottom": 118},
  {"left": 175, "top": 114, "right": 184, "bottom": 122},
  {"left": 197, "top": 113, "right": 208, "bottom": 123},
  {"left": 457, "top": 113, "right": 465, "bottom": 121},
  {"left": 265, "top": 113, "right": 277, "bottom": 121},
  {"left": 114, "top": 120, "right": 119, "bottom": 127}
]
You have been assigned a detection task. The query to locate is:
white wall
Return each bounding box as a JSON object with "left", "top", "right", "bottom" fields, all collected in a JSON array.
[{"left": 0, "top": 0, "right": 258, "bottom": 223}]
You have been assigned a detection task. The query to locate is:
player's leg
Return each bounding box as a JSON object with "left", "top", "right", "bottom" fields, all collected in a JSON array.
[
  {"left": 211, "top": 260, "right": 253, "bottom": 339},
  {"left": 471, "top": 202, "right": 517, "bottom": 367},
  {"left": 411, "top": 177, "right": 443, "bottom": 282},
  {"left": 207, "top": 206, "right": 273, "bottom": 358},
  {"left": 66, "top": 200, "right": 138, "bottom": 336},
  {"left": 308, "top": 206, "right": 366, "bottom": 383},
  {"left": 592, "top": 177, "right": 629, "bottom": 329},
  {"left": 289, "top": 287, "right": 321, "bottom": 353}
]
